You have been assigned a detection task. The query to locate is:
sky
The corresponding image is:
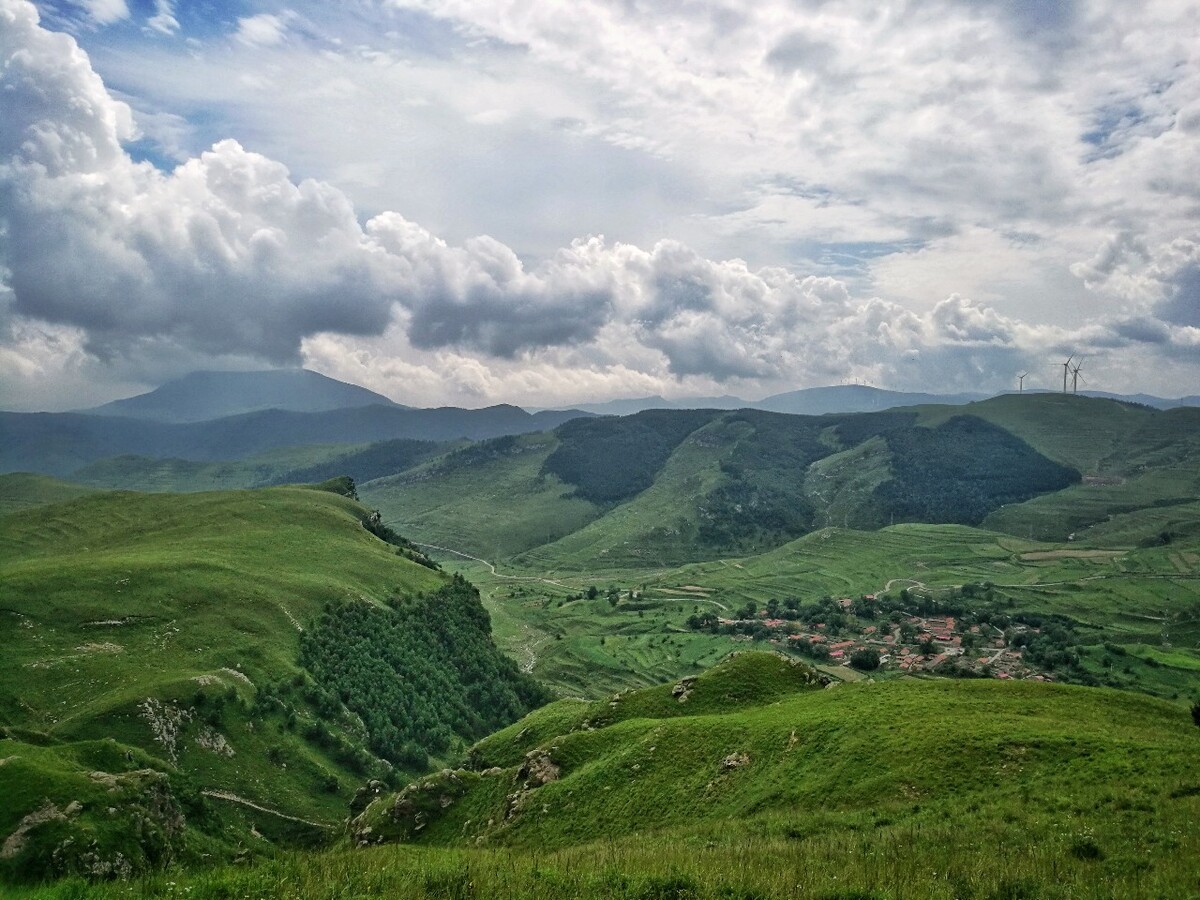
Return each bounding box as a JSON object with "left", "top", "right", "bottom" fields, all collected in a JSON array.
[{"left": 0, "top": 0, "right": 1198, "bottom": 411}]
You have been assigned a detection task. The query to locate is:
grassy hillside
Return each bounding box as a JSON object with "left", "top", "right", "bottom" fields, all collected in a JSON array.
[
  {"left": 364, "top": 407, "right": 1079, "bottom": 573},
  {"left": 0, "top": 486, "right": 541, "bottom": 882},
  {"left": 360, "top": 651, "right": 1197, "bottom": 855},
  {"left": 362, "top": 433, "right": 602, "bottom": 560},
  {"left": 57, "top": 652, "right": 1192, "bottom": 900},
  {"left": 0, "top": 473, "right": 99, "bottom": 516},
  {"left": 918, "top": 395, "right": 1200, "bottom": 542}
]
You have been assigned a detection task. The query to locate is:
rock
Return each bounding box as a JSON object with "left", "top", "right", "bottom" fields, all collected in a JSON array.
[
  {"left": 349, "top": 779, "right": 387, "bottom": 817},
  {"left": 672, "top": 676, "right": 697, "bottom": 703},
  {"left": 515, "top": 750, "right": 560, "bottom": 788},
  {"left": 721, "top": 752, "right": 751, "bottom": 770}
]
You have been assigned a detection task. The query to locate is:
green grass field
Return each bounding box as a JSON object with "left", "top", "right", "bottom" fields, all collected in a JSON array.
[
  {"left": 0, "top": 485, "right": 446, "bottom": 880},
  {"left": 9, "top": 652, "right": 1197, "bottom": 899}
]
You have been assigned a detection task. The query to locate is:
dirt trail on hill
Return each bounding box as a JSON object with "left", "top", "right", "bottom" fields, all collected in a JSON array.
[
  {"left": 414, "top": 542, "right": 566, "bottom": 586},
  {"left": 201, "top": 791, "right": 331, "bottom": 828}
]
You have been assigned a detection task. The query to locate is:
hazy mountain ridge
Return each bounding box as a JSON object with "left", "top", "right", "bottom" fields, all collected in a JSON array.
[
  {"left": 0, "top": 404, "right": 591, "bottom": 477},
  {"left": 84, "top": 369, "right": 406, "bottom": 423},
  {"left": 532, "top": 383, "right": 1200, "bottom": 417}
]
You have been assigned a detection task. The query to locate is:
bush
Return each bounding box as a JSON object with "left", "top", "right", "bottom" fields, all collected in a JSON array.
[
  {"left": 849, "top": 648, "right": 881, "bottom": 671},
  {"left": 1191, "top": 702, "right": 1200, "bottom": 728}
]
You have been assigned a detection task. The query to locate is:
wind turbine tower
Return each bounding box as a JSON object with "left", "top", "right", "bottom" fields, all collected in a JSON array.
[
  {"left": 1017, "top": 372, "right": 1028, "bottom": 393},
  {"left": 1061, "top": 356, "right": 1073, "bottom": 393},
  {"left": 1071, "top": 358, "right": 1085, "bottom": 394}
]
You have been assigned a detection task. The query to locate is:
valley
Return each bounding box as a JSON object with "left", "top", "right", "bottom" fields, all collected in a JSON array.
[{"left": 1, "top": 384, "right": 1198, "bottom": 897}]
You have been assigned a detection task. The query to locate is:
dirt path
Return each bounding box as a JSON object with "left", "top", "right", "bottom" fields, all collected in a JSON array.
[
  {"left": 414, "top": 542, "right": 567, "bottom": 587},
  {"left": 653, "top": 596, "right": 730, "bottom": 611},
  {"left": 277, "top": 604, "right": 303, "bottom": 632},
  {"left": 201, "top": 791, "right": 331, "bottom": 828},
  {"left": 884, "top": 578, "right": 927, "bottom": 592}
]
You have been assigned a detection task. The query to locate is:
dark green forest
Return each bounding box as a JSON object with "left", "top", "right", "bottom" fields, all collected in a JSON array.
[
  {"left": 542, "top": 409, "right": 719, "bottom": 503},
  {"left": 298, "top": 576, "right": 550, "bottom": 770},
  {"left": 875, "top": 416, "right": 1080, "bottom": 525}
]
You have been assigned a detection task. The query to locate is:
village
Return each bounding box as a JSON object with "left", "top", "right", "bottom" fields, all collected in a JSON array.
[{"left": 691, "top": 591, "right": 1056, "bottom": 682}]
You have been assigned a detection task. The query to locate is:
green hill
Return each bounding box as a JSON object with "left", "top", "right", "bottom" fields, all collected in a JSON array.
[
  {"left": 915, "top": 395, "right": 1200, "bottom": 543},
  {"left": 352, "top": 651, "right": 1197, "bottom": 858},
  {"left": 0, "top": 486, "right": 543, "bottom": 882},
  {"left": 67, "top": 651, "right": 1195, "bottom": 900},
  {"left": 363, "top": 407, "right": 1079, "bottom": 572},
  {"left": 0, "top": 473, "right": 99, "bottom": 516}
]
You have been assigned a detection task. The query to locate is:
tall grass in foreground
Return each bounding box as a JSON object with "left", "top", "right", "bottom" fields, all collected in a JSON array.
[{"left": 10, "top": 796, "right": 1199, "bottom": 900}]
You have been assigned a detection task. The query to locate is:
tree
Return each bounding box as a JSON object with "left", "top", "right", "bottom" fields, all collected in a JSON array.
[
  {"left": 850, "top": 648, "right": 881, "bottom": 671},
  {"left": 919, "top": 638, "right": 936, "bottom": 657},
  {"left": 1192, "top": 702, "right": 1200, "bottom": 728}
]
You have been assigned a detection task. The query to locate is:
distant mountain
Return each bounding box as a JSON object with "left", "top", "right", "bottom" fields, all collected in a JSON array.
[
  {"left": 533, "top": 385, "right": 990, "bottom": 417},
  {"left": 84, "top": 369, "right": 404, "bottom": 423},
  {"left": 1074, "top": 390, "right": 1200, "bottom": 410},
  {"left": 533, "top": 385, "right": 1200, "bottom": 417},
  {"left": 530, "top": 394, "right": 750, "bottom": 416},
  {"left": 755, "top": 384, "right": 988, "bottom": 415},
  {"left": 0, "top": 404, "right": 591, "bottom": 477}
]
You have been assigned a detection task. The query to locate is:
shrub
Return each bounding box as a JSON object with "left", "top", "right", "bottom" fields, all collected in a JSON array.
[{"left": 849, "top": 648, "right": 881, "bottom": 671}]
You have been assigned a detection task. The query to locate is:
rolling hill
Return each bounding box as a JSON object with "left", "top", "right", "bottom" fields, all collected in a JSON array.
[
  {"left": 55, "top": 652, "right": 1197, "bottom": 900},
  {"left": 362, "top": 404, "right": 1080, "bottom": 569},
  {"left": 0, "top": 483, "right": 543, "bottom": 882}
]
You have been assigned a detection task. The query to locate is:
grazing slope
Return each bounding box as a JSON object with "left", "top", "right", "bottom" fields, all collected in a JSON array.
[
  {"left": 0, "top": 487, "right": 542, "bottom": 882},
  {"left": 916, "top": 395, "right": 1200, "bottom": 542}
]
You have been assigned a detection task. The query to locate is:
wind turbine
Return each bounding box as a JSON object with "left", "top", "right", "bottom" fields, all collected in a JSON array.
[
  {"left": 1017, "top": 372, "right": 1028, "bottom": 393},
  {"left": 1060, "top": 356, "right": 1073, "bottom": 393},
  {"left": 1071, "top": 358, "right": 1085, "bottom": 394}
]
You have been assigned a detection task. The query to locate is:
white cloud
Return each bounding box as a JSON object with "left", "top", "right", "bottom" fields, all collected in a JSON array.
[
  {"left": 234, "top": 13, "right": 291, "bottom": 47},
  {"left": 2, "top": 0, "right": 1200, "bottom": 412},
  {"left": 145, "top": 0, "right": 178, "bottom": 36},
  {"left": 76, "top": 0, "right": 127, "bottom": 26}
]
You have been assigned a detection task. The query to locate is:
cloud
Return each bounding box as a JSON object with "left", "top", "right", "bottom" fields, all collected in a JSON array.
[
  {"left": 3, "top": 0, "right": 1200, "bottom": 412},
  {"left": 75, "top": 0, "right": 128, "bottom": 26},
  {"left": 234, "top": 13, "right": 291, "bottom": 47},
  {"left": 145, "top": 0, "right": 178, "bottom": 36}
]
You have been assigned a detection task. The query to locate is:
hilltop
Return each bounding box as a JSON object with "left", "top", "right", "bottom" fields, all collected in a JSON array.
[{"left": 0, "top": 484, "right": 543, "bottom": 881}]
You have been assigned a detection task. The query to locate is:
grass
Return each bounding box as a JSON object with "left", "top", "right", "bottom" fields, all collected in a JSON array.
[
  {"left": 0, "top": 485, "right": 445, "bottom": 879},
  {"left": 66, "top": 445, "right": 358, "bottom": 493},
  {"left": 423, "top": 521, "right": 1200, "bottom": 704},
  {"left": 361, "top": 433, "right": 601, "bottom": 561},
  {"left": 0, "top": 474, "right": 100, "bottom": 517},
  {"left": 11, "top": 652, "right": 1197, "bottom": 899}
]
